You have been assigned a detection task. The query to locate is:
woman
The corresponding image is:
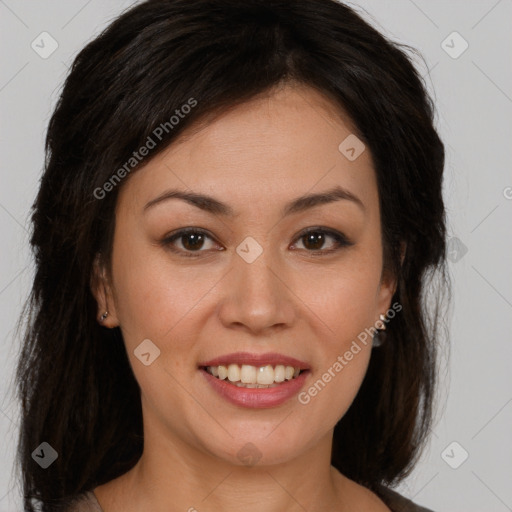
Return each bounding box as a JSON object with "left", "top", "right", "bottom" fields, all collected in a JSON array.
[{"left": 16, "top": 0, "right": 448, "bottom": 510}]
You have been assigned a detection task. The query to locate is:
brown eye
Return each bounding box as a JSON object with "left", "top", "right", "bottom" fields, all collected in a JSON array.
[
  {"left": 292, "top": 228, "right": 352, "bottom": 253},
  {"left": 180, "top": 232, "right": 206, "bottom": 251},
  {"left": 161, "top": 228, "right": 221, "bottom": 257},
  {"left": 302, "top": 231, "right": 326, "bottom": 250}
]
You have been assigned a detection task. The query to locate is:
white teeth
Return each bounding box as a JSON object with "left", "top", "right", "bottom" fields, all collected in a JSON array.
[
  {"left": 227, "top": 364, "right": 240, "bottom": 382},
  {"left": 217, "top": 365, "right": 228, "bottom": 380},
  {"left": 274, "top": 365, "right": 285, "bottom": 383},
  {"left": 257, "top": 365, "right": 275, "bottom": 385},
  {"left": 241, "top": 364, "right": 257, "bottom": 383},
  {"left": 205, "top": 363, "right": 303, "bottom": 386}
]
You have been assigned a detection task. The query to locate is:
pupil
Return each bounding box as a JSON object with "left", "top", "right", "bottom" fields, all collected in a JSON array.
[
  {"left": 305, "top": 232, "right": 324, "bottom": 250},
  {"left": 183, "top": 233, "right": 204, "bottom": 250}
]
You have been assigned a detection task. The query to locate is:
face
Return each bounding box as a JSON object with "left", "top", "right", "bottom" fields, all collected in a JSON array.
[{"left": 94, "top": 83, "right": 396, "bottom": 467}]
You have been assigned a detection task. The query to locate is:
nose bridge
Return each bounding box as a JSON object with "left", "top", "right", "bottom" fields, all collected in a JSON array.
[
  {"left": 239, "top": 245, "right": 279, "bottom": 301},
  {"left": 217, "top": 236, "right": 295, "bottom": 333}
]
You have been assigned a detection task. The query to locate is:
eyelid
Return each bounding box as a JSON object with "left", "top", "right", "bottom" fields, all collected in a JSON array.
[
  {"left": 291, "top": 226, "right": 353, "bottom": 252},
  {"left": 160, "top": 227, "right": 222, "bottom": 257},
  {"left": 160, "top": 226, "right": 353, "bottom": 257}
]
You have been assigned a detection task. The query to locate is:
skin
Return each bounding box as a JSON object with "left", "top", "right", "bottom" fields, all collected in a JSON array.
[{"left": 92, "top": 82, "right": 395, "bottom": 512}]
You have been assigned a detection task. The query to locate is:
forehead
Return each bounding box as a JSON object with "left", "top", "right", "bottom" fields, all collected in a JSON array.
[{"left": 117, "top": 83, "right": 377, "bottom": 215}]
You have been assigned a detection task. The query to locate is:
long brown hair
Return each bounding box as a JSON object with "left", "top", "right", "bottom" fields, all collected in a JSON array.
[{"left": 15, "top": 1, "right": 448, "bottom": 510}]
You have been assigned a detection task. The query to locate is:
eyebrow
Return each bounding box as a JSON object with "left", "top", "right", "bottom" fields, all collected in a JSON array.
[{"left": 143, "top": 185, "right": 365, "bottom": 217}]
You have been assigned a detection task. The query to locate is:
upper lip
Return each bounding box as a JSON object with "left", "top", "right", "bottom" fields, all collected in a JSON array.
[{"left": 199, "top": 352, "right": 310, "bottom": 370}]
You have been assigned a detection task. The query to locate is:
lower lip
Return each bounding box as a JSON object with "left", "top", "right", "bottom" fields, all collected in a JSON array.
[{"left": 200, "top": 369, "right": 309, "bottom": 409}]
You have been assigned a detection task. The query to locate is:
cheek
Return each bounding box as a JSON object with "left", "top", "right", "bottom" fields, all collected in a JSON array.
[
  {"left": 292, "top": 255, "right": 381, "bottom": 429},
  {"left": 110, "top": 246, "right": 214, "bottom": 418},
  {"left": 297, "top": 343, "right": 372, "bottom": 442},
  {"left": 296, "top": 269, "right": 377, "bottom": 430},
  {"left": 300, "top": 249, "right": 383, "bottom": 341},
  {"left": 111, "top": 236, "right": 217, "bottom": 345}
]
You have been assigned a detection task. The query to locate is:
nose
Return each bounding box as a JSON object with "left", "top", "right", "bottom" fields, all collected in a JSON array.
[{"left": 216, "top": 245, "right": 297, "bottom": 336}]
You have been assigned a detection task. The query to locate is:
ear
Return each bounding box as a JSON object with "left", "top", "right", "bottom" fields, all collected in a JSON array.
[
  {"left": 375, "top": 241, "right": 406, "bottom": 326},
  {"left": 90, "top": 253, "right": 119, "bottom": 328}
]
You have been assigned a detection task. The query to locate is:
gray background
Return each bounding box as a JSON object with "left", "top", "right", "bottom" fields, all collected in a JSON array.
[{"left": 1, "top": 1, "right": 511, "bottom": 510}]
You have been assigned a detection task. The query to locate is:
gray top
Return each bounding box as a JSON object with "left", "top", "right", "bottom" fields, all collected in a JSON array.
[
  {"left": 68, "top": 488, "right": 435, "bottom": 512},
  {"left": 378, "top": 486, "right": 435, "bottom": 512}
]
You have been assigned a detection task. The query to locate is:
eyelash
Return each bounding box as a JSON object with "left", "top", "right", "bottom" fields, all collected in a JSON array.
[{"left": 160, "top": 227, "right": 353, "bottom": 258}]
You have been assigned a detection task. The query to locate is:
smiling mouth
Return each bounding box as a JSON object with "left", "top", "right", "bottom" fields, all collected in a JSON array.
[{"left": 201, "top": 364, "right": 307, "bottom": 389}]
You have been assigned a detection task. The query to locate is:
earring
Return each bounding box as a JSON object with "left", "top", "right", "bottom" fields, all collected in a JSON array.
[
  {"left": 373, "top": 314, "right": 388, "bottom": 348},
  {"left": 100, "top": 311, "right": 109, "bottom": 321},
  {"left": 372, "top": 331, "right": 382, "bottom": 347},
  {"left": 372, "top": 329, "right": 386, "bottom": 347}
]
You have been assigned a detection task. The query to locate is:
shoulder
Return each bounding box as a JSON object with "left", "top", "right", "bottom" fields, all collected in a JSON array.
[
  {"left": 332, "top": 472, "right": 393, "bottom": 511},
  {"left": 64, "top": 491, "right": 104, "bottom": 512},
  {"left": 376, "top": 485, "right": 436, "bottom": 512}
]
